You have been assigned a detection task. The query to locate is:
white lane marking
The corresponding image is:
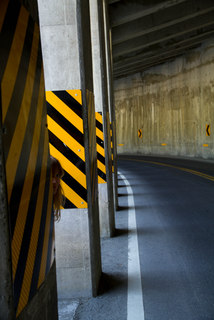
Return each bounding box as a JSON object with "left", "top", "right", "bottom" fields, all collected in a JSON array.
[{"left": 118, "top": 172, "right": 145, "bottom": 320}]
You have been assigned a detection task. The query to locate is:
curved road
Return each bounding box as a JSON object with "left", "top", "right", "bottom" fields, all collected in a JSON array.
[
  {"left": 119, "top": 158, "right": 214, "bottom": 320},
  {"left": 69, "top": 157, "right": 214, "bottom": 320}
]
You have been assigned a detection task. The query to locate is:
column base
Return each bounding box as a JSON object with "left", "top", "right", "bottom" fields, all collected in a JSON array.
[{"left": 55, "top": 208, "right": 101, "bottom": 298}]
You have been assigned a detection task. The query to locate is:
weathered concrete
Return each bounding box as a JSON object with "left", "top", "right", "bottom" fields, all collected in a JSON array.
[
  {"left": 103, "top": 0, "right": 119, "bottom": 209},
  {"left": 115, "top": 39, "right": 214, "bottom": 160},
  {"left": 0, "top": 112, "right": 14, "bottom": 320},
  {"left": 38, "top": 0, "right": 80, "bottom": 91},
  {"left": 17, "top": 262, "right": 58, "bottom": 320},
  {"left": 55, "top": 209, "right": 92, "bottom": 298},
  {"left": 38, "top": 0, "right": 102, "bottom": 298},
  {"left": 98, "top": 183, "right": 112, "bottom": 237},
  {"left": 90, "top": 0, "right": 115, "bottom": 237}
]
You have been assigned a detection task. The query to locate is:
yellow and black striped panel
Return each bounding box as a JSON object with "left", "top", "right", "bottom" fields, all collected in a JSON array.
[
  {"left": 95, "top": 112, "right": 106, "bottom": 183},
  {"left": 46, "top": 90, "right": 88, "bottom": 209},
  {"left": 110, "top": 122, "right": 114, "bottom": 173},
  {"left": 86, "top": 90, "right": 98, "bottom": 204},
  {"left": 1, "top": 0, "right": 54, "bottom": 317}
]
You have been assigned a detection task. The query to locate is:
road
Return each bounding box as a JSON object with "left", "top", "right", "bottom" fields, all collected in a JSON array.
[{"left": 63, "top": 157, "right": 214, "bottom": 320}]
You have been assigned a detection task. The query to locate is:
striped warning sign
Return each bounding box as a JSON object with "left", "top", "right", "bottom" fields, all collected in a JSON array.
[
  {"left": 96, "top": 112, "right": 107, "bottom": 183},
  {"left": 1, "top": 0, "right": 54, "bottom": 317},
  {"left": 46, "top": 90, "right": 87, "bottom": 209}
]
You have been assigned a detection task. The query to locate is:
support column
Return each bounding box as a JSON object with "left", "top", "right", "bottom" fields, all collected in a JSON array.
[
  {"left": 38, "top": 0, "right": 101, "bottom": 298},
  {"left": 0, "top": 110, "right": 14, "bottom": 320},
  {"left": 103, "top": 0, "right": 118, "bottom": 210},
  {"left": 89, "top": 0, "right": 115, "bottom": 237}
]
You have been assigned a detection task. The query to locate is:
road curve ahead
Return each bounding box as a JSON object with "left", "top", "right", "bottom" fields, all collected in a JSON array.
[{"left": 118, "top": 157, "right": 214, "bottom": 320}]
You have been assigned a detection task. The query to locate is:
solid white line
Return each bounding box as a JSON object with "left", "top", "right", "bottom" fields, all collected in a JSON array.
[{"left": 119, "top": 172, "right": 145, "bottom": 320}]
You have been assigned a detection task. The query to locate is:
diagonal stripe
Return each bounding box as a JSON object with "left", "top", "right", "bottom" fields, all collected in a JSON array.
[
  {"left": 54, "top": 90, "right": 82, "bottom": 118},
  {"left": 0, "top": 0, "right": 9, "bottom": 32},
  {"left": 53, "top": 90, "right": 82, "bottom": 118},
  {"left": 96, "top": 127, "right": 104, "bottom": 140},
  {"left": 11, "top": 74, "right": 44, "bottom": 277},
  {"left": 28, "top": 157, "right": 51, "bottom": 302},
  {"left": 95, "top": 112, "right": 103, "bottom": 124},
  {"left": 0, "top": 0, "right": 21, "bottom": 80},
  {"left": 62, "top": 171, "right": 87, "bottom": 202},
  {"left": 2, "top": 16, "right": 34, "bottom": 160},
  {"left": 1, "top": 6, "right": 29, "bottom": 122},
  {"left": 98, "top": 175, "right": 106, "bottom": 184},
  {"left": 97, "top": 144, "right": 105, "bottom": 157},
  {"left": 95, "top": 111, "right": 106, "bottom": 183},
  {"left": 38, "top": 164, "right": 53, "bottom": 288},
  {"left": 49, "top": 144, "right": 87, "bottom": 189},
  {"left": 97, "top": 160, "right": 106, "bottom": 174},
  {"left": 46, "top": 91, "right": 83, "bottom": 133},
  {"left": 97, "top": 152, "right": 105, "bottom": 166},
  {"left": 66, "top": 89, "right": 82, "bottom": 105},
  {"left": 6, "top": 23, "right": 39, "bottom": 202},
  {"left": 47, "top": 102, "right": 84, "bottom": 146},
  {"left": 16, "top": 130, "right": 49, "bottom": 317},
  {"left": 61, "top": 180, "right": 87, "bottom": 208},
  {"left": 64, "top": 197, "right": 75, "bottom": 209},
  {"left": 96, "top": 119, "right": 103, "bottom": 132},
  {"left": 13, "top": 111, "right": 48, "bottom": 314},
  {"left": 48, "top": 130, "right": 86, "bottom": 174},
  {"left": 9, "top": 49, "right": 43, "bottom": 236},
  {"left": 96, "top": 135, "right": 104, "bottom": 147},
  {"left": 47, "top": 115, "right": 85, "bottom": 161}
]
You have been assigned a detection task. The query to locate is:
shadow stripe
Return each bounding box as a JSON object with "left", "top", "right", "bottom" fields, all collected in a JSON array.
[
  {"left": 47, "top": 102, "right": 84, "bottom": 146},
  {"left": 0, "top": 0, "right": 21, "bottom": 81},
  {"left": 3, "top": 17, "right": 35, "bottom": 161},
  {"left": 54, "top": 90, "right": 82, "bottom": 118}
]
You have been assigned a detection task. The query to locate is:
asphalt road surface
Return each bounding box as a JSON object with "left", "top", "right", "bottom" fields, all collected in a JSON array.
[{"left": 65, "top": 157, "right": 214, "bottom": 320}]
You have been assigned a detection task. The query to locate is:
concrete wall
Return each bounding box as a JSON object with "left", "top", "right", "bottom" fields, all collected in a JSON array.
[{"left": 115, "top": 39, "right": 214, "bottom": 160}]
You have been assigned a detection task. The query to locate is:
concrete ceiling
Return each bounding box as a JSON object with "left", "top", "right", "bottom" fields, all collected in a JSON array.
[{"left": 108, "top": 0, "right": 214, "bottom": 79}]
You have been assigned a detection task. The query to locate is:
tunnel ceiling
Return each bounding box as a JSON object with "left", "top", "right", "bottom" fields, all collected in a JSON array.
[{"left": 108, "top": 0, "right": 214, "bottom": 79}]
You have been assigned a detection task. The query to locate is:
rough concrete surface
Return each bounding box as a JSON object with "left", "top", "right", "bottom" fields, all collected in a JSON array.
[
  {"left": 58, "top": 188, "right": 128, "bottom": 320},
  {"left": 55, "top": 209, "right": 93, "bottom": 298},
  {"left": 58, "top": 300, "right": 79, "bottom": 320},
  {"left": 115, "top": 39, "right": 214, "bottom": 160}
]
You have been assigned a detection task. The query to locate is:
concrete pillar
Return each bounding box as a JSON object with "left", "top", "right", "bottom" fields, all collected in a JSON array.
[
  {"left": 89, "top": 0, "right": 115, "bottom": 238},
  {"left": 37, "top": 0, "right": 101, "bottom": 298},
  {"left": 0, "top": 111, "right": 15, "bottom": 320},
  {"left": 103, "top": 0, "right": 118, "bottom": 210}
]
